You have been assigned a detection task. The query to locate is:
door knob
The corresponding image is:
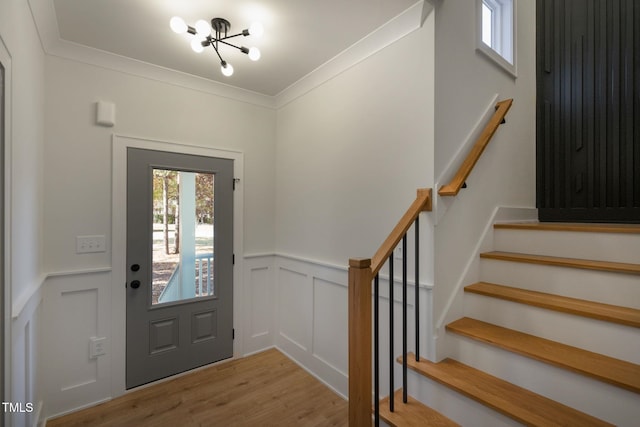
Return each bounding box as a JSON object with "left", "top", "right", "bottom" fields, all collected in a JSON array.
[
  {"left": 131, "top": 264, "right": 140, "bottom": 272},
  {"left": 130, "top": 280, "right": 141, "bottom": 289}
]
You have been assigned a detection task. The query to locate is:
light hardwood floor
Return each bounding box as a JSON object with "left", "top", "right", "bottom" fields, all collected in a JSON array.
[{"left": 47, "top": 348, "right": 348, "bottom": 426}]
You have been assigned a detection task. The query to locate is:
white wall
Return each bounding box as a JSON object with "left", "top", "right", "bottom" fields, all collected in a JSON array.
[
  {"left": 273, "top": 10, "right": 436, "bottom": 398},
  {"left": 43, "top": 56, "right": 277, "bottom": 271},
  {"left": 431, "top": 0, "right": 537, "bottom": 358},
  {"left": 0, "top": 0, "right": 46, "bottom": 426},
  {"left": 40, "top": 56, "right": 277, "bottom": 419},
  {"left": 275, "top": 13, "right": 435, "bottom": 268}
]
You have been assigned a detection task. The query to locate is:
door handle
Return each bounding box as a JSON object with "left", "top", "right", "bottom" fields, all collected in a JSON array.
[{"left": 130, "top": 280, "right": 141, "bottom": 289}]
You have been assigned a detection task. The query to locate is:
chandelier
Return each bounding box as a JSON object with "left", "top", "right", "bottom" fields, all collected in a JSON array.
[{"left": 170, "top": 16, "right": 264, "bottom": 77}]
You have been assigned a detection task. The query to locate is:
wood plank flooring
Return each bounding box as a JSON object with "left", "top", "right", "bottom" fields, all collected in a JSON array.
[{"left": 46, "top": 348, "right": 348, "bottom": 427}]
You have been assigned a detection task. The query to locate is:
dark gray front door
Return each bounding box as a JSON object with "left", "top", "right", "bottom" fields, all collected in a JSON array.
[{"left": 126, "top": 148, "right": 234, "bottom": 389}]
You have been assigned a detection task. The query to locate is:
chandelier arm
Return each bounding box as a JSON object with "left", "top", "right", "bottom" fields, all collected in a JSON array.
[
  {"left": 216, "top": 32, "right": 246, "bottom": 41},
  {"left": 215, "top": 39, "right": 246, "bottom": 52},
  {"left": 209, "top": 43, "right": 226, "bottom": 64}
]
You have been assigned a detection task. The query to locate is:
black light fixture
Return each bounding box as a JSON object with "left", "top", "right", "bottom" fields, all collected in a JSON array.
[{"left": 170, "top": 16, "right": 264, "bottom": 77}]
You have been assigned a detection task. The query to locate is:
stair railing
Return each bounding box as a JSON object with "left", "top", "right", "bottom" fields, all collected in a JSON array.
[
  {"left": 348, "top": 188, "right": 432, "bottom": 426},
  {"left": 438, "top": 98, "right": 513, "bottom": 196},
  {"left": 348, "top": 98, "right": 513, "bottom": 426}
]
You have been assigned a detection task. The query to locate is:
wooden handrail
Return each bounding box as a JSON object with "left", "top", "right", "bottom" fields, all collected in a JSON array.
[
  {"left": 371, "top": 188, "right": 432, "bottom": 276},
  {"left": 348, "top": 188, "right": 432, "bottom": 426},
  {"left": 438, "top": 98, "right": 513, "bottom": 197}
]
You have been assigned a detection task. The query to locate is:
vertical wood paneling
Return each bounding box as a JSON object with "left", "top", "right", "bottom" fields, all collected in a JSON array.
[
  {"left": 635, "top": 1, "right": 640, "bottom": 208},
  {"left": 537, "top": 0, "right": 640, "bottom": 222}
]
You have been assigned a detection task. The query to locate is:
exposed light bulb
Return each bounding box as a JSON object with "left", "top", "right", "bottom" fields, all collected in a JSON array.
[
  {"left": 195, "top": 19, "right": 211, "bottom": 36},
  {"left": 170, "top": 16, "right": 187, "bottom": 34},
  {"left": 248, "top": 47, "right": 261, "bottom": 61},
  {"left": 191, "top": 38, "right": 204, "bottom": 53},
  {"left": 249, "top": 22, "right": 264, "bottom": 38},
  {"left": 221, "top": 62, "right": 234, "bottom": 77}
]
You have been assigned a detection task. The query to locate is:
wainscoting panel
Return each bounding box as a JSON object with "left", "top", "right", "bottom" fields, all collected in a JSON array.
[
  {"left": 243, "top": 255, "right": 276, "bottom": 355},
  {"left": 11, "top": 282, "right": 42, "bottom": 427},
  {"left": 312, "top": 277, "right": 348, "bottom": 377},
  {"left": 41, "top": 270, "right": 112, "bottom": 420},
  {"left": 278, "top": 267, "right": 311, "bottom": 353},
  {"left": 273, "top": 254, "right": 434, "bottom": 399}
]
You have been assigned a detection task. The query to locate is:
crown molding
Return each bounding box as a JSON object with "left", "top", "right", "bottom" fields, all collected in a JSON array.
[
  {"left": 274, "top": 0, "right": 426, "bottom": 108},
  {"left": 28, "top": 0, "right": 428, "bottom": 110}
]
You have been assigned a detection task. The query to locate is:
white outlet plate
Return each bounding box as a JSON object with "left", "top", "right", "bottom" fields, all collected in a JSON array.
[
  {"left": 89, "top": 337, "right": 107, "bottom": 359},
  {"left": 76, "top": 235, "right": 106, "bottom": 254}
]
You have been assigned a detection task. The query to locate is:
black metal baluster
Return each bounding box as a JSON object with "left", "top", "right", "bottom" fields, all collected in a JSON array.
[
  {"left": 374, "top": 274, "right": 380, "bottom": 427},
  {"left": 415, "top": 216, "right": 420, "bottom": 361},
  {"left": 402, "top": 234, "right": 408, "bottom": 404},
  {"left": 388, "top": 255, "right": 394, "bottom": 412}
]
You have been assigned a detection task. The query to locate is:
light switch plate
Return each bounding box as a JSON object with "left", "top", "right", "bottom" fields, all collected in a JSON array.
[{"left": 76, "top": 235, "right": 106, "bottom": 254}]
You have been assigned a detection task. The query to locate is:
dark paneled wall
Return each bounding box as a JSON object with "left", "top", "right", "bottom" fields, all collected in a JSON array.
[{"left": 537, "top": 0, "right": 639, "bottom": 222}]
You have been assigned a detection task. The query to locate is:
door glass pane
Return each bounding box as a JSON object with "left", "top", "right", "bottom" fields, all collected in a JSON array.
[{"left": 152, "top": 169, "right": 215, "bottom": 305}]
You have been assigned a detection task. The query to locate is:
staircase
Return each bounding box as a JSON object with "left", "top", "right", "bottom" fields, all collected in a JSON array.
[{"left": 383, "top": 222, "right": 640, "bottom": 426}]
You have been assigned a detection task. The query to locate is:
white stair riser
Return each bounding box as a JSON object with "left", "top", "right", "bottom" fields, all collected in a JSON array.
[
  {"left": 405, "top": 370, "right": 522, "bottom": 427},
  {"left": 464, "top": 293, "right": 640, "bottom": 364},
  {"left": 493, "top": 229, "right": 640, "bottom": 264},
  {"left": 480, "top": 259, "right": 640, "bottom": 309},
  {"left": 450, "top": 335, "right": 639, "bottom": 427}
]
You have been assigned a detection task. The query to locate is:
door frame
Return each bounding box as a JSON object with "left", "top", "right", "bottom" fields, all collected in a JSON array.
[
  {"left": 0, "top": 35, "right": 12, "bottom": 426},
  {"left": 112, "top": 134, "right": 245, "bottom": 397}
]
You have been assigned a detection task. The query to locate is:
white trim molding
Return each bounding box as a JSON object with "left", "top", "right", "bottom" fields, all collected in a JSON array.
[
  {"left": 274, "top": 0, "right": 427, "bottom": 108},
  {"left": 0, "top": 34, "right": 13, "bottom": 424},
  {"left": 476, "top": 0, "right": 517, "bottom": 78}
]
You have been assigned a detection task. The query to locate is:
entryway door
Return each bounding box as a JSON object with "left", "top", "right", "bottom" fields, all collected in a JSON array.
[
  {"left": 536, "top": 0, "right": 640, "bottom": 222},
  {"left": 126, "top": 148, "right": 234, "bottom": 389}
]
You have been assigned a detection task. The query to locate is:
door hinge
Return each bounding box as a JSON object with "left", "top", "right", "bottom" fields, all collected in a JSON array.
[
  {"left": 233, "top": 254, "right": 235, "bottom": 265},
  {"left": 233, "top": 178, "right": 240, "bottom": 190},
  {"left": 232, "top": 329, "right": 235, "bottom": 340}
]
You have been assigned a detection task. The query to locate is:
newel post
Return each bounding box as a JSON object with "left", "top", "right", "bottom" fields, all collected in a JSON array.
[{"left": 348, "top": 258, "right": 373, "bottom": 426}]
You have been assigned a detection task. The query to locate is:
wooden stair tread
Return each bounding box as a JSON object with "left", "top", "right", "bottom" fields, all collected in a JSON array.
[
  {"left": 480, "top": 251, "right": 640, "bottom": 275},
  {"left": 465, "top": 282, "right": 640, "bottom": 328},
  {"left": 446, "top": 317, "right": 640, "bottom": 393},
  {"left": 494, "top": 222, "right": 640, "bottom": 234},
  {"left": 378, "top": 389, "right": 460, "bottom": 427},
  {"left": 401, "top": 354, "right": 614, "bottom": 427}
]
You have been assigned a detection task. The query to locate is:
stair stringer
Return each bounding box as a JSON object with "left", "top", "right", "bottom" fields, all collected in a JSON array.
[{"left": 432, "top": 206, "right": 537, "bottom": 362}]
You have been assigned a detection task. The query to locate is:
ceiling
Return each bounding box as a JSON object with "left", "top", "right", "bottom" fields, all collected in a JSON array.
[{"left": 43, "top": 0, "right": 421, "bottom": 97}]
